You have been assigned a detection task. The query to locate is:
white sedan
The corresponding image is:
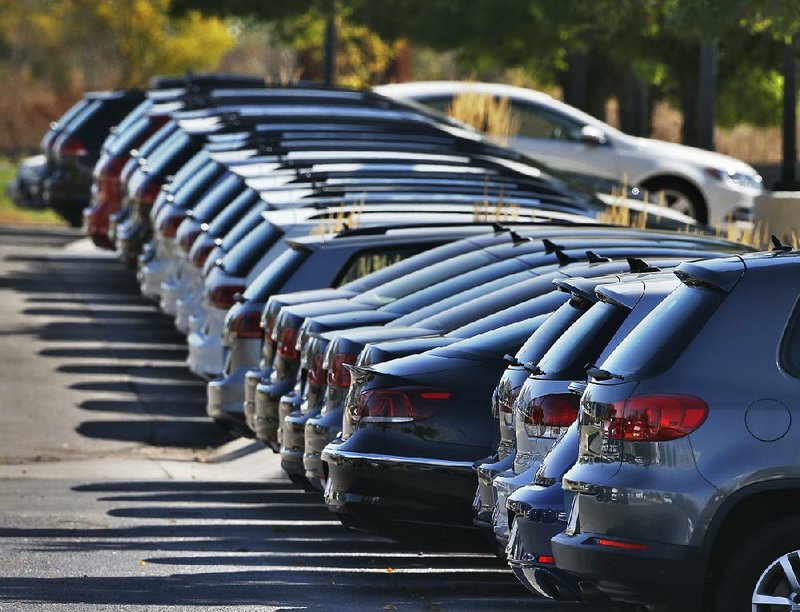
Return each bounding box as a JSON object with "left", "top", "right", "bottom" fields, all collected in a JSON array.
[{"left": 376, "top": 81, "right": 763, "bottom": 226}]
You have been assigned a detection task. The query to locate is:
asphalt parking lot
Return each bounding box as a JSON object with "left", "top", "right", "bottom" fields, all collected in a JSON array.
[{"left": 0, "top": 225, "right": 599, "bottom": 611}]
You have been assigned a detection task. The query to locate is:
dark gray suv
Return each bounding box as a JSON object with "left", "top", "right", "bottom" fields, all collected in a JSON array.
[{"left": 551, "top": 247, "right": 800, "bottom": 610}]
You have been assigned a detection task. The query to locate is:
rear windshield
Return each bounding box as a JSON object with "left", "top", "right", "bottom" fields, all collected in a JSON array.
[
  {"left": 148, "top": 130, "right": 193, "bottom": 176},
  {"left": 537, "top": 301, "right": 629, "bottom": 379},
  {"left": 191, "top": 174, "right": 245, "bottom": 222},
  {"left": 111, "top": 100, "right": 149, "bottom": 136},
  {"left": 514, "top": 298, "right": 589, "bottom": 363},
  {"left": 107, "top": 115, "right": 150, "bottom": 156},
  {"left": 353, "top": 249, "right": 496, "bottom": 307},
  {"left": 221, "top": 222, "right": 282, "bottom": 277},
  {"left": 172, "top": 161, "right": 222, "bottom": 209},
  {"left": 57, "top": 99, "right": 92, "bottom": 128},
  {"left": 429, "top": 316, "right": 548, "bottom": 361},
  {"left": 138, "top": 120, "right": 177, "bottom": 157},
  {"left": 221, "top": 205, "right": 264, "bottom": 251},
  {"left": 341, "top": 236, "right": 483, "bottom": 293},
  {"left": 207, "top": 189, "right": 259, "bottom": 237},
  {"left": 600, "top": 284, "right": 724, "bottom": 380},
  {"left": 243, "top": 247, "right": 310, "bottom": 301},
  {"left": 170, "top": 151, "right": 209, "bottom": 188}
]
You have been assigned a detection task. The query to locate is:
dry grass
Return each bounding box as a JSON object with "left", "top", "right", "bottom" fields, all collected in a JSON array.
[{"left": 447, "top": 92, "right": 521, "bottom": 144}]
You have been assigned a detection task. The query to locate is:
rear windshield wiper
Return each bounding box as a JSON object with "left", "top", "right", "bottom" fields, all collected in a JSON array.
[
  {"left": 586, "top": 366, "right": 624, "bottom": 381},
  {"left": 523, "top": 362, "right": 544, "bottom": 375}
]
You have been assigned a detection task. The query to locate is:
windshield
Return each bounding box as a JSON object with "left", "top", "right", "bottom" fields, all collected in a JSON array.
[
  {"left": 190, "top": 174, "right": 245, "bottom": 222},
  {"left": 354, "top": 249, "right": 497, "bottom": 307},
  {"left": 207, "top": 189, "right": 260, "bottom": 237},
  {"left": 221, "top": 222, "right": 283, "bottom": 277},
  {"left": 107, "top": 115, "right": 149, "bottom": 156},
  {"left": 599, "top": 284, "right": 723, "bottom": 380},
  {"left": 514, "top": 298, "right": 590, "bottom": 363},
  {"left": 148, "top": 130, "right": 193, "bottom": 176},
  {"left": 428, "top": 316, "right": 549, "bottom": 362},
  {"left": 537, "top": 301, "right": 628, "bottom": 379},
  {"left": 172, "top": 161, "right": 222, "bottom": 209},
  {"left": 243, "top": 247, "right": 310, "bottom": 301},
  {"left": 221, "top": 205, "right": 265, "bottom": 251}
]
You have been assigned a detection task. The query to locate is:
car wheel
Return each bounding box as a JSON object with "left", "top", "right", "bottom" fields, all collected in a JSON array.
[
  {"left": 641, "top": 178, "right": 707, "bottom": 224},
  {"left": 715, "top": 518, "right": 800, "bottom": 611}
]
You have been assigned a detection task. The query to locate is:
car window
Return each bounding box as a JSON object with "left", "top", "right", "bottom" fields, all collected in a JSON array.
[
  {"left": 600, "top": 284, "right": 725, "bottom": 379},
  {"left": 353, "top": 249, "right": 496, "bottom": 308},
  {"left": 220, "top": 206, "right": 264, "bottom": 251},
  {"left": 107, "top": 115, "right": 150, "bottom": 156},
  {"left": 172, "top": 161, "right": 223, "bottom": 209},
  {"left": 780, "top": 298, "right": 800, "bottom": 377},
  {"left": 515, "top": 298, "right": 590, "bottom": 363},
  {"left": 190, "top": 174, "right": 245, "bottom": 222},
  {"left": 537, "top": 301, "right": 629, "bottom": 379},
  {"left": 207, "top": 189, "right": 260, "bottom": 237},
  {"left": 333, "top": 246, "right": 424, "bottom": 287},
  {"left": 243, "top": 247, "right": 310, "bottom": 300},
  {"left": 511, "top": 103, "right": 584, "bottom": 141},
  {"left": 221, "top": 222, "right": 283, "bottom": 277},
  {"left": 417, "top": 95, "right": 455, "bottom": 115}
]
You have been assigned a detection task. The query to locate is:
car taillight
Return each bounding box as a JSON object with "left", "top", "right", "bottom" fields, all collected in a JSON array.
[
  {"left": 60, "top": 135, "right": 88, "bottom": 157},
  {"left": 523, "top": 393, "right": 580, "bottom": 439},
  {"left": 208, "top": 284, "right": 244, "bottom": 309},
  {"left": 277, "top": 327, "right": 298, "bottom": 361},
  {"left": 191, "top": 244, "right": 214, "bottom": 267},
  {"left": 97, "top": 154, "right": 127, "bottom": 180},
  {"left": 229, "top": 311, "right": 262, "bottom": 339},
  {"left": 595, "top": 538, "right": 647, "bottom": 551},
  {"left": 158, "top": 212, "right": 185, "bottom": 238},
  {"left": 307, "top": 353, "right": 326, "bottom": 385},
  {"left": 605, "top": 394, "right": 708, "bottom": 442},
  {"left": 327, "top": 353, "right": 357, "bottom": 388},
  {"left": 137, "top": 181, "right": 162, "bottom": 207},
  {"left": 179, "top": 228, "right": 202, "bottom": 252},
  {"left": 352, "top": 388, "right": 452, "bottom": 424}
]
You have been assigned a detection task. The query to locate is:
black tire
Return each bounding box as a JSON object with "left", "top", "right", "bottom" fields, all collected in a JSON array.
[
  {"left": 715, "top": 517, "right": 800, "bottom": 611},
  {"left": 640, "top": 177, "right": 708, "bottom": 224}
]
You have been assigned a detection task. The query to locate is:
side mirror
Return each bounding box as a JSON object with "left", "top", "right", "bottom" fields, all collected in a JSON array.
[{"left": 580, "top": 125, "right": 607, "bottom": 146}]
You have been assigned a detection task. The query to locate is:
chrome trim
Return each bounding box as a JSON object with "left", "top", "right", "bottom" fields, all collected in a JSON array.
[{"left": 323, "top": 448, "right": 474, "bottom": 469}]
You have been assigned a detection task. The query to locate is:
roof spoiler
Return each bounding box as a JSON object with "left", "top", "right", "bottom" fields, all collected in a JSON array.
[{"left": 674, "top": 257, "right": 745, "bottom": 292}]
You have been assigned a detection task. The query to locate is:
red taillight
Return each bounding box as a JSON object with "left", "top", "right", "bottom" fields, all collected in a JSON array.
[
  {"left": 231, "top": 311, "right": 262, "bottom": 339},
  {"left": 352, "top": 388, "right": 451, "bottom": 424},
  {"left": 536, "top": 555, "right": 556, "bottom": 564},
  {"left": 606, "top": 394, "right": 708, "bottom": 442},
  {"left": 137, "top": 181, "right": 162, "bottom": 207},
  {"left": 277, "top": 327, "right": 298, "bottom": 361},
  {"left": 327, "top": 353, "right": 357, "bottom": 388},
  {"left": 97, "top": 154, "right": 127, "bottom": 180},
  {"left": 523, "top": 393, "right": 580, "bottom": 439},
  {"left": 208, "top": 284, "right": 244, "bottom": 309},
  {"left": 179, "top": 228, "right": 202, "bottom": 252},
  {"left": 191, "top": 244, "right": 214, "bottom": 267},
  {"left": 595, "top": 538, "right": 648, "bottom": 551},
  {"left": 158, "top": 212, "right": 185, "bottom": 238},
  {"left": 60, "top": 135, "right": 88, "bottom": 157}
]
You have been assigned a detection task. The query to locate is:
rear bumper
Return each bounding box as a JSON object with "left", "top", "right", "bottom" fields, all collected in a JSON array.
[
  {"left": 206, "top": 368, "right": 246, "bottom": 422},
  {"left": 304, "top": 407, "right": 343, "bottom": 488},
  {"left": 551, "top": 528, "right": 707, "bottom": 606},
  {"left": 323, "top": 443, "right": 478, "bottom": 530},
  {"left": 473, "top": 453, "right": 515, "bottom": 529},
  {"left": 254, "top": 378, "right": 295, "bottom": 448},
  {"left": 279, "top": 403, "right": 316, "bottom": 477}
]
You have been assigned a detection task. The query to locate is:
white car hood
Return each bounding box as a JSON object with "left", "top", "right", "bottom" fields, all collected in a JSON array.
[{"left": 629, "top": 136, "right": 758, "bottom": 175}]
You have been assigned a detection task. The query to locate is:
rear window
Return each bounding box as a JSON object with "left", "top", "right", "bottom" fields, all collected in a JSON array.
[
  {"left": 170, "top": 151, "right": 209, "bottom": 188},
  {"left": 57, "top": 99, "right": 92, "bottom": 127},
  {"left": 148, "top": 131, "right": 193, "bottom": 176},
  {"left": 429, "top": 316, "right": 548, "bottom": 362},
  {"left": 600, "top": 284, "right": 724, "bottom": 379},
  {"left": 191, "top": 174, "right": 245, "bottom": 222},
  {"left": 243, "top": 247, "right": 310, "bottom": 301},
  {"left": 334, "top": 247, "right": 422, "bottom": 286},
  {"left": 353, "top": 250, "right": 496, "bottom": 307},
  {"left": 780, "top": 299, "right": 800, "bottom": 377},
  {"left": 172, "top": 161, "right": 222, "bottom": 209},
  {"left": 514, "top": 298, "right": 590, "bottom": 363},
  {"left": 107, "top": 115, "right": 150, "bottom": 156},
  {"left": 221, "top": 206, "right": 264, "bottom": 251},
  {"left": 207, "top": 190, "right": 259, "bottom": 237},
  {"left": 537, "top": 301, "right": 628, "bottom": 379},
  {"left": 221, "top": 222, "right": 282, "bottom": 277}
]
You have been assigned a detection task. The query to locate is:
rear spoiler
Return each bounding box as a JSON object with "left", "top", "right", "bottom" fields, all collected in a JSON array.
[{"left": 674, "top": 257, "right": 745, "bottom": 292}]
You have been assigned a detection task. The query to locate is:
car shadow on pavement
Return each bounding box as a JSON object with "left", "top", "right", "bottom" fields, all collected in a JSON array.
[
  {"left": 5, "top": 245, "right": 233, "bottom": 450},
  {"left": 0, "top": 479, "right": 550, "bottom": 610}
]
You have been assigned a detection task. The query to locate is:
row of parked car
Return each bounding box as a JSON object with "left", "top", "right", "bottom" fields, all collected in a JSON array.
[{"left": 18, "top": 73, "right": 799, "bottom": 611}]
